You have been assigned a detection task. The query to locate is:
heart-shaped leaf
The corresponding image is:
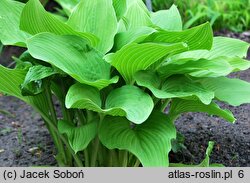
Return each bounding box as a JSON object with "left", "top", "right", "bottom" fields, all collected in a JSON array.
[
  {"left": 99, "top": 111, "right": 176, "bottom": 167},
  {"left": 66, "top": 84, "right": 154, "bottom": 124}
]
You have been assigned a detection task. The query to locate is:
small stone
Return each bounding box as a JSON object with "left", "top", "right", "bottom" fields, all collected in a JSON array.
[
  {"left": 11, "top": 121, "right": 21, "bottom": 128},
  {"left": 28, "top": 147, "right": 39, "bottom": 154},
  {"left": 242, "top": 31, "right": 250, "bottom": 37},
  {"left": 0, "top": 149, "right": 5, "bottom": 153}
]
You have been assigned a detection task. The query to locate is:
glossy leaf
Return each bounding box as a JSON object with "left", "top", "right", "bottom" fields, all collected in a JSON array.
[
  {"left": 151, "top": 5, "right": 182, "bottom": 31},
  {"left": 66, "top": 84, "right": 154, "bottom": 124},
  {"left": 109, "top": 42, "right": 187, "bottom": 84},
  {"left": 99, "top": 111, "right": 176, "bottom": 167},
  {"left": 0, "top": 0, "right": 30, "bottom": 46},
  {"left": 27, "top": 33, "right": 118, "bottom": 89},
  {"left": 58, "top": 120, "right": 97, "bottom": 153},
  {"left": 169, "top": 99, "right": 235, "bottom": 123},
  {"left": 20, "top": 0, "right": 98, "bottom": 46},
  {"left": 67, "top": 0, "right": 117, "bottom": 53},
  {"left": 199, "top": 77, "right": 250, "bottom": 106},
  {"left": 135, "top": 71, "right": 214, "bottom": 104}
]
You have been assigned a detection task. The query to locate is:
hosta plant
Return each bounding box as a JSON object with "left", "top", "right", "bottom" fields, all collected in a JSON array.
[{"left": 0, "top": 0, "right": 250, "bottom": 167}]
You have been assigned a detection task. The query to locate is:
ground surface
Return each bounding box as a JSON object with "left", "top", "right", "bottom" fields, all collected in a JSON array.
[{"left": 0, "top": 31, "right": 249, "bottom": 167}]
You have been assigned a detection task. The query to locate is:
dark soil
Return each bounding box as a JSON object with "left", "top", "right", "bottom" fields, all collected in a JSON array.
[
  {"left": 0, "top": 30, "right": 249, "bottom": 167},
  {"left": 0, "top": 96, "right": 56, "bottom": 166}
]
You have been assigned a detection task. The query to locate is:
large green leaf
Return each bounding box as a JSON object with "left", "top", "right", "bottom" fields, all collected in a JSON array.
[
  {"left": 209, "top": 37, "right": 250, "bottom": 59},
  {"left": 143, "top": 22, "right": 213, "bottom": 51},
  {"left": 66, "top": 84, "right": 154, "bottom": 124},
  {"left": 158, "top": 57, "right": 234, "bottom": 79},
  {"left": 109, "top": 42, "right": 187, "bottom": 84},
  {"left": 0, "top": 0, "right": 30, "bottom": 46},
  {"left": 20, "top": 0, "right": 98, "bottom": 46},
  {"left": 172, "top": 37, "right": 250, "bottom": 61},
  {"left": 135, "top": 71, "right": 214, "bottom": 104},
  {"left": 58, "top": 120, "right": 97, "bottom": 153},
  {"left": 123, "top": 0, "right": 152, "bottom": 30},
  {"left": 27, "top": 33, "right": 118, "bottom": 89},
  {"left": 151, "top": 5, "right": 182, "bottom": 31},
  {"left": 169, "top": 99, "right": 235, "bottom": 123},
  {"left": 199, "top": 77, "right": 250, "bottom": 106},
  {"left": 67, "top": 0, "right": 117, "bottom": 53},
  {"left": 99, "top": 111, "right": 176, "bottom": 167}
]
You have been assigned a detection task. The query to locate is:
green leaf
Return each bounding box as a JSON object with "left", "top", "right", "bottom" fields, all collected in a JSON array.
[
  {"left": 123, "top": 0, "right": 152, "bottom": 30},
  {"left": 58, "top": 120, "right": 97, "bottom": 153},
  {"left": 67, "top": 0, "right": 117, "bottom": 53},
  {"left": 0, "top": 65, "right": 27, "bottom": 99},
  {"left": 21, "top": 65, "right": 58, "bottom": 96},
  {"left": 27, "top": 33, "right": 118, "bottom": 89},
  {"left": 99, "top": 111, "right": 176, "bottom": 167},
  {"left": 54, "top": 0, "right": 80, "bottom": 16},
  {"left": 20, "top": 0, "right": 98, "bottom": 46},
  {"left": 172, "top": 37, "right": 250, "bottom": 60},
  {"left": 109, "top": 42, "right": 187, "bottom": 84},
  {"left": 151, "top": 5, "right": 182, "bottom": 31},
  {"left": 143, "top": 22, "right": 213, "bottom": 51},
  {"left": 66, "top": 84, "right": 154, "bottom": 124},
  {"left": 0, "top": 0, "right": 30, "bottom": 46},
  {"left": 112, "top": 0, "right": 127, "bottom": 20},
  {"left": 0, "top": 65, "right": 51, "bottom": 120},
  {"left": 169, "top": 99, "right": 235, "bottom": 123},
  {"left": 135, "top": 71, "right": 214, "bottom": 105},
  {"left": 209, "top": 37, "right": 250, "bottom": 59},
  {"left": 199, "top": 77, "right": 250, "bottom": 106},
  {"left": 158, "top": 57, "right": 233, "bottom": 79},
  {"left": 113, "top": 26, "right": 156, "bottom": 51}
]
